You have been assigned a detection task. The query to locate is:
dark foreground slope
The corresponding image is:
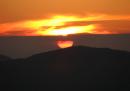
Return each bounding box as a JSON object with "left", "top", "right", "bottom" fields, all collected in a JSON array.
[
  {"left": 0, "top": 55, "right": 11, "bottom": 61},
  {"left": 0, "top": 46, "right": 130, "bottom": 91}
]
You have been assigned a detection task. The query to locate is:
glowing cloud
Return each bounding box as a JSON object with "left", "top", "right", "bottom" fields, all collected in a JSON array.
[
  {"left": 24, "top": 15, "right": 99, "bottom": 36},
  {"left": 0, "top": 14, "right": 130, "bottom": 36}
]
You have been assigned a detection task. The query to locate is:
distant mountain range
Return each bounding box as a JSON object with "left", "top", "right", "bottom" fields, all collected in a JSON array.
[{"left": 0, "top": 46, "right": 130, "bottom": 91}]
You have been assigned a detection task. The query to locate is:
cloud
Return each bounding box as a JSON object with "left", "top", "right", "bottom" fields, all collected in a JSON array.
[
  {"left": 44, "top": 20, "right": 130, "bottom": 34},
  {"left": 92, "top": 20, "right": 130, "bottom": 34},
  {"left": 0, "top": 29, "right": 37, "bottom": 36},
  {"left": 1, "top": 0, "right": 130, "bottom": 24},
  {"left": 0, "top": 15, "right": 130, "bottom": 36}
]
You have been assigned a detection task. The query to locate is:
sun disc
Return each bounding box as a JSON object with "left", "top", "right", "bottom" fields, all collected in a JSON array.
[{"left": 57, "top": 40, "right": 74, "bottom": 48}]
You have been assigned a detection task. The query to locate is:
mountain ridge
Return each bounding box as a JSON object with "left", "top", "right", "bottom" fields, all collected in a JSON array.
[
  {"left": 26, "top": 46, "right": 130, "bottom": 63},
  {"left": 0, "top": 46, "right": 130, "bottom": 91}
]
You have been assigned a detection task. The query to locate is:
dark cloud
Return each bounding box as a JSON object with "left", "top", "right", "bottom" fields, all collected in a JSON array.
[{"left": 1, "top": 29, "right": 36, "bottom": 36}]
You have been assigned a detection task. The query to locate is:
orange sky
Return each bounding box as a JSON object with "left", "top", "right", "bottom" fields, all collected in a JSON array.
[{"left": 0, "top": 0, "right": 130, "bottom": 36}]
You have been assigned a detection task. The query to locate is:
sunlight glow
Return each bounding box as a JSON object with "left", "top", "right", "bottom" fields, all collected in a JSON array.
[
  {"left": 37, "top": 25, "right": 96, "bottom": 36},
  {"left": 24, "top": 15, "right": 98, "bottom": 36},
  {"left": 1, "top": 14, "right": 126, "bottom": 36},
  {"left": 57, "top": 40, "right": 74, "bottom": 48}
]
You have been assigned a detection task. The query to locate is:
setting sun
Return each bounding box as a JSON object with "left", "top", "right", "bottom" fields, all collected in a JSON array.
[{"left": 57, "top": 40, "right": 74, "bottom": 48}]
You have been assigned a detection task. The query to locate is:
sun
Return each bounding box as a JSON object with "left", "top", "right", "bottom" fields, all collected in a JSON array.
[{"left": 57, "top": 40, "right": 74, "bottom": 48}]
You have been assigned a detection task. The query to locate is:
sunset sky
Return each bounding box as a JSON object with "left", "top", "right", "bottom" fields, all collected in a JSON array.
[{"left": 0, "top": 0, "right": 130, "bottom": 36}]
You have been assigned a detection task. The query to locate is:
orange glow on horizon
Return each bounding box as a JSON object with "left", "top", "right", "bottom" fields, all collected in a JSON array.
[{"left": 57, "top": 40, "right": 74, "bottom": 48}]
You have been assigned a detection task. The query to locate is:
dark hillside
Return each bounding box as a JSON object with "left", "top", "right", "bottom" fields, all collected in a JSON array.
[{"left": 0, "top": 46, "right": 130, "bottom": 91}]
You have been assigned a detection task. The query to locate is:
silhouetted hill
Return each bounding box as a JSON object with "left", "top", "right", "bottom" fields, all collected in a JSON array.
[
  {"left": 0, "top": 46, "right": 130, "bottom": 91},
  {"left": 0, "top": 54, "right": 11, "bottom": 61},
  {"left": 27, "top": 46, "right": 130, "bottom": 63}
]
